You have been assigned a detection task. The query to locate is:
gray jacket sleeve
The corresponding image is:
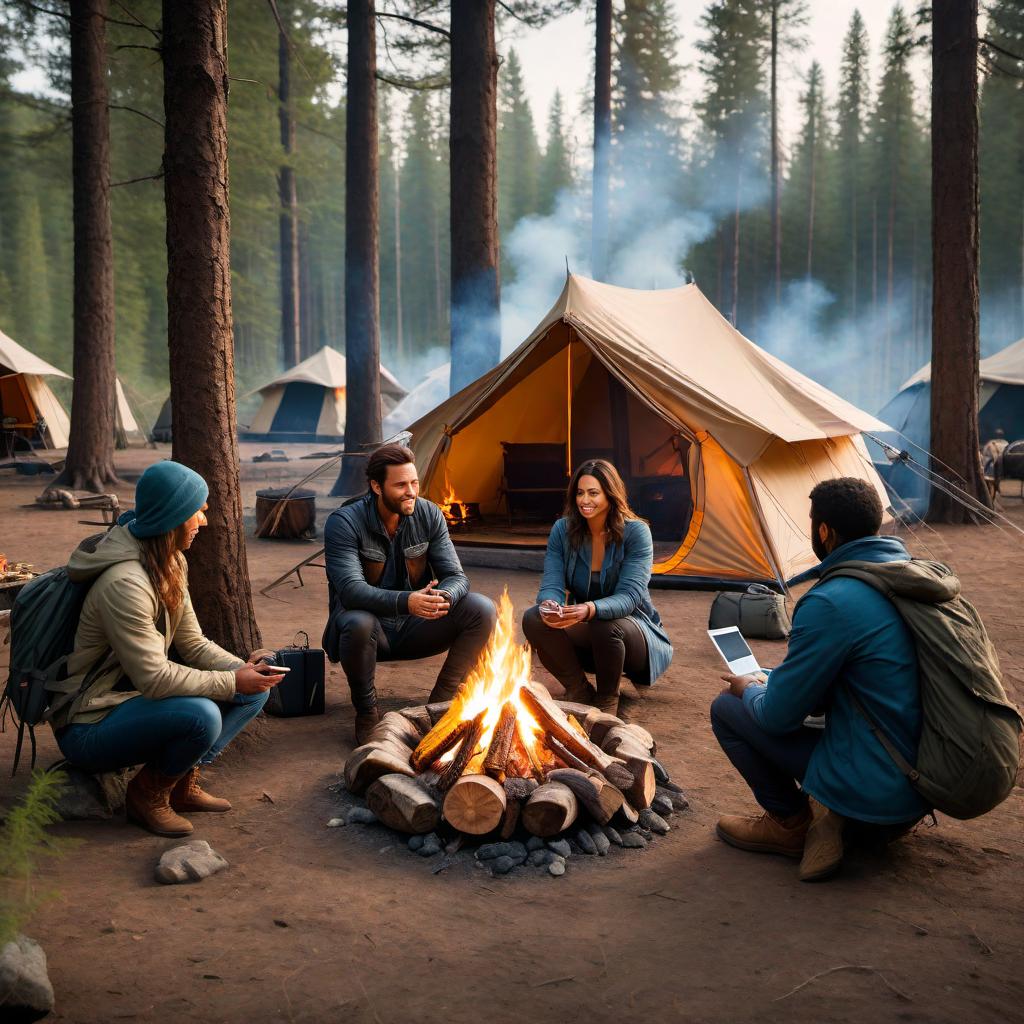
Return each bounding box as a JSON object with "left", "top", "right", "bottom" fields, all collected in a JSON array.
[
  {"left": 324, "top": 509, "right": 408, "bottom": 617},
  {"left": 426, "top": 503, "right": 470, "bottom": 604}
]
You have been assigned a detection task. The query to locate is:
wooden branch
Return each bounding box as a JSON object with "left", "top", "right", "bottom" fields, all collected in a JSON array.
[
  {"left": 523, "top": 782, "right": 579, "bottom": 837},
  {"left": 109, "top": 105, "right": 164, "bottom": 129},
  {"left": 582, "top": 708, "right": 625, "bottom": 745},
  {"left": 375, "top": 10, "right": 450, "bottom": 39},
  {"left": 547, "top": 768, "right": 624, "bottom": 825},
  {"left": 483, "top": 701, "right": 517, "bottom": 776},
  {"left": 443, "top": 774, "right": 506, "bottom": 835},
  {"left": 111, "top": 170, "right": 163, "bottom": 188},
  {"left": 411, "top": 715, "right": 472, "bottom": 772},
  {"left": 546, "top": 735, "right": 593, "bottom": 774},
  {"left": 519, "top": 686, "right": 619, "bottom": 775},
  {"left": 367, "top": 711, "right": 425, "bottom": 750},
  {"left": 398, "top": 705, "right": 432, "bottom": 736},
  {"left": 367, "top": 774, "right": 441, "bottom": 834},
  {"left": 344, "top": 745, "right": 416, "bottom": 795},
  {"left": 436, "top": 712, "right": 487, "bottom": 793},
  {"left": 566, "top": 714, "right": 588, "bottom": 737}
]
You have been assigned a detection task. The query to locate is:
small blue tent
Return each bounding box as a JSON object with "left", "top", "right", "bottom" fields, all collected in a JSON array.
[{"left": 870, "top": 336, "right": 1024, "bottom": 513}]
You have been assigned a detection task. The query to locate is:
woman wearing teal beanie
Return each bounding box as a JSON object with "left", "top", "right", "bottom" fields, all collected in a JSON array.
[{"left": 52, "top": 461, "right": 284, "bottom": 838}]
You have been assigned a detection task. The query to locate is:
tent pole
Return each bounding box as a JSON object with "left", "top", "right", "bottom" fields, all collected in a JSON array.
[{"left": 566, "top": 331, "right": 573, "bottom": 474}]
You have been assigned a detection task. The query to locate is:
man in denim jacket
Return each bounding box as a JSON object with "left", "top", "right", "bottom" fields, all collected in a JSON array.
[{"left": 323, "top": 443, "right": 496, "bottom": 743}]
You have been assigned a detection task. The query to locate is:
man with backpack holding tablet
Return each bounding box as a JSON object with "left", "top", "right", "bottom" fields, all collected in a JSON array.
[{"left": 710, "top": 478, "right": 1021, "bottom": 882}]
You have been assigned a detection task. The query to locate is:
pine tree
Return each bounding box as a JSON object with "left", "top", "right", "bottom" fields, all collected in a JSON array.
[
  {"left": 378, "top": 86, "right": 400, "bottom": 362},
  {"left": 834, "top": 9, "right": 871, "bottom": 319},
  {"left": 537, "top": 89, "right": 573, "bottom": 215}
]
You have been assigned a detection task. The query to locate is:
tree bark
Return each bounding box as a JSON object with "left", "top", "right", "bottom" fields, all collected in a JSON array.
[
  {"left": 449, "top": 0, "right": 500, "bottom": 394},
  {"left": 162, "top": 0, "right": 262, "bottom": 654},
  {"left": 591, "top": 0, "right": 612, "bottom": 282},
  {"left": 277, "top": 0, "right": 301, "bottom": 369},
  {"left": 770, "top": 0, "right": 781, "bottom": 305},
  {"left": 332, "top": 0, "right": 381, "bottom": 497},
  {"left": 927, "top": 0, "right": 991, "bottom": 521},
  {"left": 55, "top": 0, "right": 119, "bottom": 494}
]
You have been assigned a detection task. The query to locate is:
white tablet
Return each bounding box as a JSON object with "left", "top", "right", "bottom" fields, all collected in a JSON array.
[{"left": 707, "top": 626, "right": 761, "bottom": 676}]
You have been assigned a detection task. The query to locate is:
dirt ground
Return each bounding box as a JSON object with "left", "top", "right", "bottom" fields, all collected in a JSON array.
[{"left": 2, "top": 447, "right": 1024, "bottom": 1024}]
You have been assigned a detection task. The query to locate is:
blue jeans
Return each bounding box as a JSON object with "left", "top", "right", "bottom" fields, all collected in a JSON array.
[
  {"left": 710, "top": 692, "right": 822, "bottom": 818},
  {"left": 57, "top": 691, "right": 269, "bottom": 777}
]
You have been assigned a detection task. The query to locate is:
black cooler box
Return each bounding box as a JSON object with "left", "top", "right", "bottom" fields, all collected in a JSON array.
[{"left": 264, "top": 631, "right": 326, "bottom": 717}]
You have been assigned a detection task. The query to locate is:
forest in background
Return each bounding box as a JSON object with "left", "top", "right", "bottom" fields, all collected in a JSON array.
[{"left": 0, "top": 0, "right": 1021, "bottom": 425}]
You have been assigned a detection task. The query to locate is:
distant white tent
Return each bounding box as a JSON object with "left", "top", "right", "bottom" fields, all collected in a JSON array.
[
  {"left": 383, "top": 362, "right": 450, "bottom": 437},
  {"left": 243, "top": 346, "right": 407, "bottom": 442},
  {"left": 0, "top": 326, "right": 71, "bottom": 449},
  {"left": 114, "top": 378, "right": 145, "bottom": 448}
]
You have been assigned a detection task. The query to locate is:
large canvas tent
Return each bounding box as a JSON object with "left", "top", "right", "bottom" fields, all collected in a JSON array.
[
  {"left": 0, "top": 327, "right": 71, "bottom": 449},
  {"left": 242, "top": 346, "right": 407, "bottom": 443},
  {"left": 870, "top": 336, "right": 1024, "bottom": 511},
  {"left": 408, "top": 275, "right": 889, "bottom": 588},
  {"left": 114, "top": 378, "right": 144, "bottom": 448}
]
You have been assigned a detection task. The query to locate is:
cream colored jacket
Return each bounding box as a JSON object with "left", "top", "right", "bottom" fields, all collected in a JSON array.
[{"left": 52, "top": 526, "right": 243, "bottom": 730}]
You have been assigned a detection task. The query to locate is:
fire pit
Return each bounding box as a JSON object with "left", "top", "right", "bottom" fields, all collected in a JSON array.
[
  {"left": 439, "top": 475, "right": 482, "bottom": 530},
  {"left": 340, "top": 594, "right": 687, "bottom": 875}
]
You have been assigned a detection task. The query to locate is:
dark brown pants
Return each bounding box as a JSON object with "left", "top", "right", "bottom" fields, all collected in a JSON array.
[{"left": 522, "top": 604, "right": 647, "bottom": 700}]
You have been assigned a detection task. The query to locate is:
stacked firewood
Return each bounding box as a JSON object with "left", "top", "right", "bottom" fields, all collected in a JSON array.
[{"left": 343, "top": 683, "right": 677, "bottom": 843}]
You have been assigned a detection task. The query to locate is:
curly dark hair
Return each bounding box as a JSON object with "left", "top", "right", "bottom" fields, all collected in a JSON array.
[{"left": 809, "top": 477, "right": 883, "bottom": 543}]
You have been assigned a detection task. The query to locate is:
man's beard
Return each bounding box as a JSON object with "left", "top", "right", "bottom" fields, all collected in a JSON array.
[
  {"left": 811, "top": 521, "right": 829, "bottom": 561},
  {"left": 381, "top": 492, "right": 415, "bottom": 516}
]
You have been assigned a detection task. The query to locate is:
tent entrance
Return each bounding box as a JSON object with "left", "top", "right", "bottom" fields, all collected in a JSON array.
[{"left": 435, "top": 329, "right": 694, "bottom": 554}]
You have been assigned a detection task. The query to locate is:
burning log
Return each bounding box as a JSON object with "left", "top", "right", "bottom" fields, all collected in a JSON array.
[
  {"left": 443, "top": 774, "right": 506, "bottom": 835},
  {"left": 411, "top": 716, "right": 473, "bottom": 773},
  {"left": 427, "top": 701, "right": 453, "bottom": 725},
  {"left": 482, "top": 701, "right": 517, "bottom": 776},
  {"left": 367, "top": 774, "right": 441, "bottom": 834},
  {"left": 398, "top": 706, "right": 433, "bottom": 735},
  {"left": 546, "top": 768, "right": 624, "bottom": 825},
  {"left": 344, "top": 745, "right": 416, "bottom": 796},
  {"left": 546, "top": 735, "right": 594, "bottom": 774},
  {"left": 597, "top": 727, "right": 657, "bottom": 808},
  {"left": 556, "top": 699, "right": 596, "bottom": 720},
  {"left": 519, "top": 686, "right": 621, "bottom": 776},
  {"left": 436, "top": 711, "right": 487, "bottom": 793},
  {"left": 522, "top": 781, "right": 579, "bottom": 837}
]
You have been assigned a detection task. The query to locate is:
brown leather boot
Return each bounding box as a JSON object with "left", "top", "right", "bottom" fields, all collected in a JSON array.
[
  {"left": 595, "top": 692, "right": 620, "bottom": 716},
  {"left": 799, "top": 797, "right": 845, "bottom": 882},
  {"left": 171, "top": 767, "right": 232, "bottom": 813},
  {"left": 126, "top": 765, "right": 194, "bottom": 838},
  {"left": 354, "top": 707, "right": 381, "bottom": 746},
  {"left": 561, "top": 676, "right": 596, "bottom": 706},
  {"left": 716, "top": 806, "right": 811, "bottom": 858}
]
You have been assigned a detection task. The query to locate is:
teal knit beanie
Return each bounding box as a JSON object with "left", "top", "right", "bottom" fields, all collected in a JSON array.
[{"left": 119, "top": 461, "right": 209, "bottom": 539}]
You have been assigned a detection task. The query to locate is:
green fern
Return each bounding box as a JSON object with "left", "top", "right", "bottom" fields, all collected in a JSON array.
[{"left": 0, "top": 770, "right": 69, "bottom": 947}]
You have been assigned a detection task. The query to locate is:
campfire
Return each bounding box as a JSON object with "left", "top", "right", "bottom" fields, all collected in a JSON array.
[
  {"left": 343, "top": 594, "right": 684, "bottom": 865},
  {"left": 438, "top": 474, "right": 480, "bottom": 530}
]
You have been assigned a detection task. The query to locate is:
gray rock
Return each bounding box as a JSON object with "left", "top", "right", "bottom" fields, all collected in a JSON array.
[
  {"left": 547, "top": 839, "right": 572, "bottom": 858},
  {"left": 636, "top": 826, "right": 653, "bottom": 840},
  {"left": 491, "top": 856, "right": 517, "bottom": 875},
  {"left": 651, "top": 794, "right": 674, "bottom": 817},
  {"left": 54, "top": 765, "right": 134, "bottom": 821},
  {"left": 589, "top": 829, "right": 611, "bottom": 856},
  {"left": 346, "top": 806, "right": 378, "bottom": 825},
  {"left": 574, "top": 829, "right": 598, "bottom": 855},
  {"left": 548, "top": 859, "right": 566, "bottom": 876},
  {"left": 639, "top": 808, "right": 670, "bottom": 835},
  {"left": 526, "top": 836, "right": 546, "bottom": 852},
  {"left": 0, "top": 933, "right": 54, "bottom": 1022},
  {"left": 603, "top": 825, "right": 623, "bottom": 847},
  {"left": 620, "top": 831, "right": 647, "bottom": 849},
  {"left": 656, "top": 785, "right": 690, "bottom": 811},
  {"left": 476, "top": 841, "right": 528, "bottom": 863},
  {"left": 418, "top": 833, "right": 442, "bottom": 857},
  {"left": 155, "top": 841, "right": 229, "bottom": 885},
  {"left": 528, "top": 849, "right": 554, "bottom": 867},
  {"left": 326, "top": 817, "right": 346, "bottom": 828},
  {"left": 651, "top": 759, "right": 670, "bottom": 784},
  {"left": 408, "top": 834, "right": 425, "bottom": 852}
]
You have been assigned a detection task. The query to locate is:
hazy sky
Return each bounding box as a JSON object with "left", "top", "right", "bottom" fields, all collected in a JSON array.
[{"left": 504, "top": 1, "right": 930, "bottom": 156}]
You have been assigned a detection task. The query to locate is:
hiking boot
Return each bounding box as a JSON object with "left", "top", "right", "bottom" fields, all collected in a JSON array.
[
  {"left": 799, "top": 797, "right": 845, "bottom": 882},
  {"left": 354, "top": 707, "right": 381, "bottom": 746},
  {"left": 595, "top": 693, "right": 620, "bottom": 716},
  {"left": 716, "top": 806, "right": 810, "bottom": 858},
  {"left": 126, "top": 765, "right": 194, "bottom": 838},
  {"left": 562, "top": 676, "right": 596, "bottom": 706},
  {"left": 171, "top": 767, "right": 232, "bottom": 813}
]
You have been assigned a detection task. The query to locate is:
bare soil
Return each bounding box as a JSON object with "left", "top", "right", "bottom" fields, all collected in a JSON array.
[{"left": 2, "top": 448, "right": 1024, "bottom": 1024}]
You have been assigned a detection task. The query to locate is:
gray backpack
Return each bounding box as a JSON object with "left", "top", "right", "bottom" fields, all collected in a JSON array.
[
  {"left": 817, "top": 559, "right": 1022, "bottom": 820},
  {"left": 708, "top": 584, "right": 791, "bottom": 640}
]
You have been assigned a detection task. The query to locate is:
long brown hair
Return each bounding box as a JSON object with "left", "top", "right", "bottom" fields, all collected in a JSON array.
[
  {"left": 137, "top": 526, "right": 188, "bottom": 613},
  {"left": 563, "top": 459, "right": 640, "bottom": 550}
]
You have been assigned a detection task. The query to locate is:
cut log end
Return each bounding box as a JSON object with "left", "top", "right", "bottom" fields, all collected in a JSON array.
[
  {"left": 522, "top": 781, "right": 579, "bottom": 838},
  {"left": 443, "top": 774, "right": 507, "bottom": 835}
]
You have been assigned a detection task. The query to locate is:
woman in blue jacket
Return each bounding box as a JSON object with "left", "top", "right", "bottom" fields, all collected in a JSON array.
[{"left": 522, "top": 460, "right": 672, "bottom": 716}]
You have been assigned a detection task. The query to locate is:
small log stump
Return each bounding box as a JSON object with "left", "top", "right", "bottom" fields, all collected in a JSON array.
[
  {"left": 443, "top": 774, "right": 507, "bottom": 835},
  {"left": 344, "top": 745, "right": 416, "bottom": 795},
  {"left": 367, "top": 774, "right": 441, "bottom": 834},
  {"left": 522, "top": 781, "right": 579, "bottom": 837},
  {"left": 254, "top": 487, "right": 317, "bottom": 539}
]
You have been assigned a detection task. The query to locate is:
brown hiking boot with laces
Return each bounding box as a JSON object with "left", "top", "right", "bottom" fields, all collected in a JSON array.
[
  {"left": 171, "top": 766, "right": 232, "bottom": 813},
  {"left": 126, "top": 765, "right": 194, "bottom": 838},
  {"left": 716, "top": 806, "right": 811, "bottom": 858},
  {"left": 799, "top": 797, "right": 845, "bottom": 882}
]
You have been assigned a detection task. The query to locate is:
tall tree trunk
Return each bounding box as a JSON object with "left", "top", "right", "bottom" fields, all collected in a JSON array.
[
  {"left": 162, "top": 0, "right": 262, "bottom": 653},
  {"left": 449, "top": 0, "right": 499, "bottom": 394},
  {"left": 928, "top": 0, "right": 989, "bottom": 520},
  {"left": 731, "top": 167, "right": 741, "bottom": 325},
  {"left": 332, "top": 0, "right": 380, "bottom": 496},
  {"left": 806, "top": 116, "right": 816, "bottom": 281},
  {"left": 54, "top": 0, "right": 118, "bottom": 494},
  {"left": 591, "top": 0, "right": 612, "bottom": 282},
  {"left": 394, "top": 159, "right": 403, "bottom": 363},
  {"left": 299, "top": 219, "right": 315, "bottom": 358},
  {"left": 850, "top": 166, "right": 858, "bottom": 319},
  {"left": 277, "top": 0, "right": 301, "bottom": 368},
  {"left": 770, "top": 0, "right": 781, "bottom": 305}
]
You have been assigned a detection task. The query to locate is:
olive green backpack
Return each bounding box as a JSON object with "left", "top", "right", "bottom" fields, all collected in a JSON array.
[{"left": 817, "top": 558, "right": 1022, "bottom": 820}]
